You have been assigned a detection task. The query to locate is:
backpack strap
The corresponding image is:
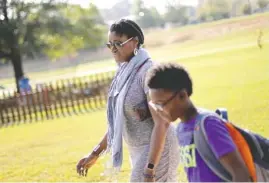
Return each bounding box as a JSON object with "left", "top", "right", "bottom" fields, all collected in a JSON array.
[
  {"left": 234, "top": 126, "right": 267, "bottom": 169},
  {"left": 215, "top": 108, "right": 265, "bottom": 165},
  {"left": 215, "top": 108, "right": 228, "bottom": 121},
  {"left": 225, "top": 122, "right": 257, "bottom": 181},
  {"left": 195, "top": 111, "right": 259, "bottom": 182},
  {"left": 194, "top": 112, "right": 232, "bottom": 182}
]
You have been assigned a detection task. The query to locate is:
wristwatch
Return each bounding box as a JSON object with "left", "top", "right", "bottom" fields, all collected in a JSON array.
[{"left": 147, "top": 163, "right": 155, "bottom": 169}]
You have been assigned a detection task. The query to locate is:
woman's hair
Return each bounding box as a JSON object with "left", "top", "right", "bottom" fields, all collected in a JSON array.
[
  {"left": 146, "top": 63, "right": 193, "bottom": 96},
  {"left": 110, "top": 19, "right": 144, "bottom": 48}
]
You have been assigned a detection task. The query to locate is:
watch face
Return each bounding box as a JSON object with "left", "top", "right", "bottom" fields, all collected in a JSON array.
[{"left": 147, "top": 163, "right": 154, "bottom": 169}]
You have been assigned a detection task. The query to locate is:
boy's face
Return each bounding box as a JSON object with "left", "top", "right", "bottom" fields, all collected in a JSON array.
[{"left": 149, "top": 89, "right": 188, "bottom": 122}]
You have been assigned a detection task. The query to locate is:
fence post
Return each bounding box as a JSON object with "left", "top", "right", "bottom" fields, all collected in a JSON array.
[
  {"left": 73, "top": 78, "right": 82, "bottom": 113},
  {"left": 14, "top": 91, "right": 21, "bottom": 123},
  {"left": 97, "top": 74, "right": 103, "bottom": 109},
  {"left": 79, "top": 77, "right": 88, "bottom": 111},
  {"left": 49, "top": 82, "right": 59, "bottom": 118},
  {"left": 30, "top": 89, "right": 38, "bottom": 122},
  {"left": 42, "top": 84, "right": 50, "bottom": 120},
  {"left": 101, "top": 72, "right": 108, "bottom": 107},
  {"left": 19, "top": 90, "right": 27, "bottom": 122},
  {"left": 84, "top": 80, "right": 92, "bottom": 111},
  {"left": 7, "top": 90, "right": 16, "bottom": 124},
  {"left": 61, "top": 79, "right": 71, "bottom": 116},
  {"left": 0, "top": 97, "right": 5, "bottom": 126},
  {"left": 2, "top": 91, "right": 10, "bottom": 124},
  {"left": 46, "top": 84, "right": 53, "bottom": 119},
  {"left": 92, "top": 74, "right": 98, "bottom": 110},
  {"left": 25, "top": 89, "right": 33, "bottom": 123},
  {"left": 67, "top": 79, "right": 77, "bottom": 115},
  {"left": 86, "top": 75, "right": 93, "bottom": 110},
  {"left": 36, "top": 84, "right": 44, "bottom": 121},
  {"left": 56, "top": 81, "right": 65, "bottom": 117}
]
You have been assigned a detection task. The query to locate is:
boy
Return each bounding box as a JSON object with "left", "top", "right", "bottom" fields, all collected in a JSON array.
[{"left": 145, "top": 63, "right": 252, "bottom": 182}]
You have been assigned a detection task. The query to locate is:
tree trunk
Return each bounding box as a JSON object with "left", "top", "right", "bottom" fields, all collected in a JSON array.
[
  {"left": 247, "top": 0, "right": 252, "bottom": 14},
  {"left": 1, "top": 0, "right": 24, "bottom": 93},
  {"left": 10, "top": 45, "right": 24, "bottom": 93}
]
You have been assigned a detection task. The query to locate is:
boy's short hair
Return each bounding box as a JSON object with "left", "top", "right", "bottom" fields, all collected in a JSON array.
[{"left": 146, "top": 63, "right": 193, "bottom": 96}]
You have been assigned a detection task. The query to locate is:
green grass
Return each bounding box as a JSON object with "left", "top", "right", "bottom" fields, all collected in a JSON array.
[{"left": 0, "top": 39, "right": 268, "bottom": 181}]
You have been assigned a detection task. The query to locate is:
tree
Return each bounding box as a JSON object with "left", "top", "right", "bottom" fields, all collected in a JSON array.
[
  {"left": 207, "top": 0, "right": 230, "bottom": 20},
  {"left": 242, "top": 4, "right": 252, "bottom": 15},
  {"left": 164, "top": 4, "right": 189, "bottom": 25},
  {"left": 231, "top": 0, "right": 247, "bottom": 17},
  {"left": 41, "top": 3, "right": 106, "bottom": 59},
  {"left": 149, "top": 7, "right": 165, "bottom": 28},
  {"left": 247, "top": 0, "right": 252, "bottom": 14},
  {"left": 257, "top": 0, "right": 269, "bottom": 9},
  {"left": 100, "top": 0, "right": 131, "bottom": 22},
  {"left": 197, "top": 0, "right": 231, "bottom": 21},
  {"left": 164, "top": 5, "right": 180, "bottom": 24},
  {"left": 132, "top": 0, "right": 163, "bottom": 28},
  {"left": 0, "top": 0, "right": 105, "bottom": 92}
]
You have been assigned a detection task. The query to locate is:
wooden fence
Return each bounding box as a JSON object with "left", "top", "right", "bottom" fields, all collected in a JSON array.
[{"left": 0, "top": 71, "right": 115, "bottom": 127}]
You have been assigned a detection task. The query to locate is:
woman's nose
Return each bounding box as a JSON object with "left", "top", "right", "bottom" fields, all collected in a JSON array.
[{"left": 111, "top": 46, "right": 117, "bottom": 52}]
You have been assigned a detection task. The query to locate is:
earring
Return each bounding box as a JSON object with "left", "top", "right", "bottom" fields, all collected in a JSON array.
[{"left": 133, "top": 48, "right": 138, "bottom": 56}]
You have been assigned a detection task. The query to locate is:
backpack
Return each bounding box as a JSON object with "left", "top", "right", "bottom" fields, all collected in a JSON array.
[{"left": 194, "top": 108, "right": 269, "bottom": 182}]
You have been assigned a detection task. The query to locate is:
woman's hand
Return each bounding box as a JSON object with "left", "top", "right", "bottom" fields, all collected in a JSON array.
[
  {"left": 143, "top": 168, "right": 156, "bottom": 182},
  {"left": 76, "top": 153, "right": 99, "bottom": 176}
]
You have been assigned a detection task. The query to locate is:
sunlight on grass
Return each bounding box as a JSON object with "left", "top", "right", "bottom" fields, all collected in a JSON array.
[{"left": 0, "top": 42, "right": 268, "bottom": 181}]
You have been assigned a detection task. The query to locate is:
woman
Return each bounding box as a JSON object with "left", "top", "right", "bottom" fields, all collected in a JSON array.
[{"left": 76, "top": 19, "right": 179, "bottom": 182}]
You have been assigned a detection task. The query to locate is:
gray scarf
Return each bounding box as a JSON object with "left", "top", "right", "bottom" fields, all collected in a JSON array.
[{"left": 107, "top": 48, "right": 150, "bottom": 169}]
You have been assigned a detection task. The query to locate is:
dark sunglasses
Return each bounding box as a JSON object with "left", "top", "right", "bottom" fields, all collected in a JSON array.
[{"left": 106, "top": 37, "right": 133, "bottom": 50}]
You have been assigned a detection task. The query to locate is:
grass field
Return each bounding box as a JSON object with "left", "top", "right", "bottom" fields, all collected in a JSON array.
[{"left": 0, "top": 37, "right": 268, "bottom": 181}]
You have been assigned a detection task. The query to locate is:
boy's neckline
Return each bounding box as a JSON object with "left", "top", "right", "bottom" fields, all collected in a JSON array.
[
  {"left": 180, "top": 107, "right": 198, "bottom": 123},
  {"left": 180, "top": 115, "right": 197, "bottom": 123}
]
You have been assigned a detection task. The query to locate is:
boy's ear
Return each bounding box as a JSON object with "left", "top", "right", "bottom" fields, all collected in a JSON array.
[{"left": 179, "top": 89, "right": 188, "bottom": 99}]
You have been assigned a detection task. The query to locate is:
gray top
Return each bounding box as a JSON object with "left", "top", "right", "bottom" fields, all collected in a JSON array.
[
  {"left": 123, "top": 60, "right": 154, "bottom": 147},
  {"left": 120, "top": 60, "right": 180, "bottom": 182}
]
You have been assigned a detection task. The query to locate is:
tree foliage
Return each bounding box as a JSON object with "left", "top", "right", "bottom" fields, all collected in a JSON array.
[
  {"left": 132, "top": 0, "right": 164, "bottom": 28},
  {"left": 257, "top": 0, "right": 269, "bottom": 9},
  {"left": 242, "top": 4, "right": 252, "bottom": 15},
  {"left": 198, "top": 0, "right": 231, "bottom": 21},
  {"left": 0, "top": 0, "right": 105, "bottom": 92}
]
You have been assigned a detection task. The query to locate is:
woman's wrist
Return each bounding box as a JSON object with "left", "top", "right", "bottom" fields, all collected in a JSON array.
[
  {"left": 143, "top": 166, "right": 155, "bottom": 178},
  {"left": 143, "top": 172, "right": 155, "bottom": 179},
  {"left": 92, "top": 144, "right": 106, "bottom": 157},
  {"left": 84, "top": 145, "right": 105, "bottom": 158},
  {"left": 144, "top": 166, "right": 155, "bottom": 175}
]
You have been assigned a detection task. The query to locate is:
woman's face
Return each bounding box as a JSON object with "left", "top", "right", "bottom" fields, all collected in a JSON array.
[{"left": 107, "top": 31, "right": 138, "bottom": 62}]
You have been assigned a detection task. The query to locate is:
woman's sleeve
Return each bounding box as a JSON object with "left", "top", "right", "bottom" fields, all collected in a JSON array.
[{"left": 139, "top": 62, "right": 153, "bottom": 95}]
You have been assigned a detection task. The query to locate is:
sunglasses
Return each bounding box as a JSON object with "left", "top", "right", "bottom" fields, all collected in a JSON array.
[
  {"left": 149, "top": 91, "right": 179, "bottom": 112},
  {"left": 106, "top": 37, "right": 134, "bottom": 50}
]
